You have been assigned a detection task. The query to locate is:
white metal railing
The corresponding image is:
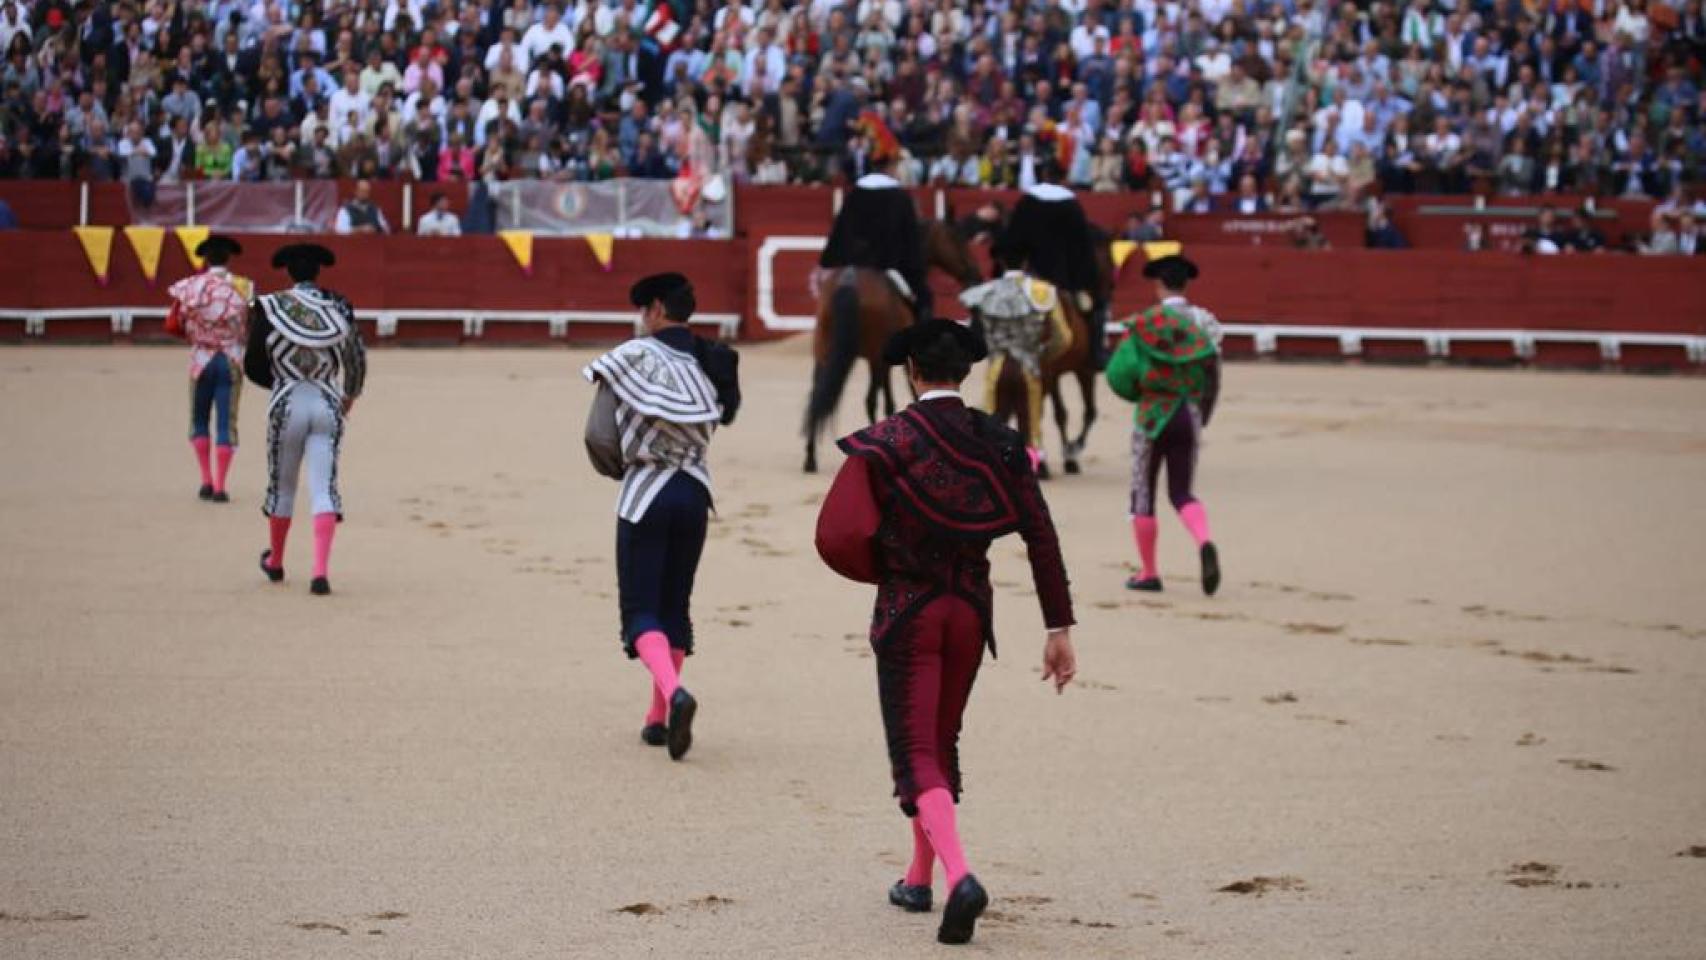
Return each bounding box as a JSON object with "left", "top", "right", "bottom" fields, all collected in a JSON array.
[{"left": 0, "top": 306, "right": 740, "bottom": 340}]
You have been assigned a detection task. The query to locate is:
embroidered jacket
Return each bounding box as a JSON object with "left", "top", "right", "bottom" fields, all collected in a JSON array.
[
  {"left": 243, "top": 282, "right": 366, "bottom": 413},
  {"left": 168, "top": 267, "right": 252, "bottom": 377},
  {"left": 1106, "top": 303, "right": 1220, "bottom": 438},
  {"left": 583, "top": 325, "right": 730, "bottom": 523},
  {"left": 827, "top": 397, "right": 1074, "bottom": 654}
]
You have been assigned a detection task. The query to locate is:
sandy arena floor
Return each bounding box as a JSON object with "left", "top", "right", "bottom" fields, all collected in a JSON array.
[{"left": 2, "top": 343, "right": 1704, "bottom": 959}]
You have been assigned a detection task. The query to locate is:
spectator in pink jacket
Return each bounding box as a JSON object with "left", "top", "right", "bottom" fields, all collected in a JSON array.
[{"left": 437, "top": 131, "right": 476, "bottom": 181}]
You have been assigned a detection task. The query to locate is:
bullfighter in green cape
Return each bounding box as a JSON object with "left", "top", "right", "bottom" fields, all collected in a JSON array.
[{"left": 1106, "top": 254, "right": 1223, "bottom": 595}]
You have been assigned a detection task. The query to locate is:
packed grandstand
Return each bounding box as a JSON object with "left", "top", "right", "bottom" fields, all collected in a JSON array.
[{"left": 0, "top": 0, "right": 1702, "bottom": 222}]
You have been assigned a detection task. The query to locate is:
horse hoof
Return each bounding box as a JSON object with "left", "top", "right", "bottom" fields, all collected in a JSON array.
[
  {"left": 1064, "top": 460, "right": 1082, "bottom": 475},
  {"left": 803, "top": 462, "right": 818, "bottom": 474}
]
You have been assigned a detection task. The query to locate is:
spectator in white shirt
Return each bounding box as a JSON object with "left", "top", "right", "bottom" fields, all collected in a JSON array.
[
  {"left": 1069, "top": 9, "right": 1110, "bottom": 61},
  {"left": 416, "top": 192, "right": 462, "bottom": 236},
  {"left": 475, "top": 83, "right": 522, "bottom": 146},
  {"left": 335, "top": 179, "right": 392, "bottom": 234},
  {"left": 329, "top": 71, "right": 371, "bottom": 129},
  {"left": 484, "top": 28, "right": 531, "bottom": 75},
  {"left": 1307, "top": 139, "right": 1350, "bottom": 207},
  {"left": 742, "top": 28, "right": 787, "bottom": 96},
  {"left": 522, "top": 6, "right": 575, "bottom": 61}
]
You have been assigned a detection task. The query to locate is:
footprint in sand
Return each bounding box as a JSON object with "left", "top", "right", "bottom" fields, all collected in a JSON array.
[
  {"left": 686, "top": 895, "right": 736, "bottom": 911},
  {"left": 1216, "top": 875, "right": 1307, "bottom": 896},
  {"left": 289, "top": 921, "right": 350, "bottom": 935},
  {"left": 1350, "top": 636, "right": 1412, "bottom": 647},
  {"left": 1069, "top": 917, "right": 1120, "bottom": 929},
  {"left": 1557, "top": 758, "right": 1615, "bottom": 772},
  {"left": 613, "top": 903, "right": 663, "bottom": 916},
  {"left": 1295, "top": 713, "right": 1350, "bottom": 726},
  {"left": 0, "top": 911, "right": 89, "bottom": 923},
  {"left": 1504, "top": 862, "right": 1573, "bottom": 888},
  {"left": 1496, "top": 647, "right": 1593, "bottom": 666},
  {"left": 1261, "top": 691, "right": 1299, "bottom": 704},
  {"left": 1516, "top": 732, "right": 1547, "bottom": 747},
  {"left": 1284, "top": 622, "right": 1345, "bottom": 635},
  {"left": 1676, "top": 846, "right": 1706, "bottom": 858}
]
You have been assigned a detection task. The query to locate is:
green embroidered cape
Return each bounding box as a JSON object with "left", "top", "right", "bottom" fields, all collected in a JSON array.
[{"left": 1104, "top": 305, "right": 1218, "bottom": 438}]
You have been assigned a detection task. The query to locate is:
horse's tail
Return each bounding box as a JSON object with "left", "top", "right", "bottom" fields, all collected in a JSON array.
[{"left": 804, "top": 278, "right": 863, "bottom": 439}]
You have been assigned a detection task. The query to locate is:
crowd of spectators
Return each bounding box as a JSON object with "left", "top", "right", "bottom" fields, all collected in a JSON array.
[{"left": 0, "top": 0, "right": 1702, "bottom": 232}]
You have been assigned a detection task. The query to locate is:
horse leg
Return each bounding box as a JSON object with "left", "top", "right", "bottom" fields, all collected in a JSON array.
[
  {"left": 881, "top": 368, "right": 896, "bottom": 417},
  {"left": 864, "top": 364, "right": 881, "bottom": 425},
  {"left": 1049, "top": 376, "right": 1080, "bottom": 475},
  {"left": 1069, "top": 367, "right": 1098, "bottom": 471},
  {"left": 804, "top": 363, "right": 821, "bottom": 474}
]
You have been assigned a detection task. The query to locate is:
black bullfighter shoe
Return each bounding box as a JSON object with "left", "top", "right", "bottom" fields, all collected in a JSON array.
[
  {"left": 640, "top": 723, "right": 667, "bottom": 747},
  {"left": 667, "top": 688, "right": 697, "bottom": 761},
  {"left": 1200, "top": 542, "right": 1221, "bottom": 596},
  {"left": 937, "top": 875, "right": 989, "bottom": 944},
  {"left": 888, "top": 880, "right": 932, "bottom": 913}
]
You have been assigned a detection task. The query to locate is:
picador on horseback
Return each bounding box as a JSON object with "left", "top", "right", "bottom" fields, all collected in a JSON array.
[
  {"left": 1000, "top": 182, "right": 1110, "bottom": 371},
  {"left": 803, "top": 155, "right": 984, "bottom": 474},
  {"left": 818, "top": 167, "right": 931, "bottom": 323}
]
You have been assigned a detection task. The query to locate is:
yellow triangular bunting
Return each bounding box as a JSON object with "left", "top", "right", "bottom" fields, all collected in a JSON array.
[
  {"left": 176, "top": 226, "right": 210, "bottom": 270},
  {"left": 124, "top": 226, "right": 166, "bottom": 284},
  {"left": 73, "top": 226, "right": 115, "bottom": 286},
  {"left": 1110, "top": 240, "right": 1138, "bottom": 272},
  {"left": 1142, "top": 241, "right": 1183, "bottom": 261},
  {"left": 584, "top": 233, "right": 614, "bottom": 272},
  {"left": 498, "top": 230, "right": 534, "bottom": 276}
]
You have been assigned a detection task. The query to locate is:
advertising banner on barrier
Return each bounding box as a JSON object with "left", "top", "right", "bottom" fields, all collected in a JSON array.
[
  {"left": 486, "top": 179, "right": 734, "bottom": 237},
  {"left": 127, "top": 182, "right": 339, "bottom": 232}
]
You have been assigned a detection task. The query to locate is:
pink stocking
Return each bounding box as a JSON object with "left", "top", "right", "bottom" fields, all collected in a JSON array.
[
  {"left": 191, "top": 436, "right": 213, "bottom": 486},
  {"left": 1178, "top": 501, "right": 1212, "bottom": 547},
  {"left": 904, "top": 816, "right": 935, "bottom": 887},
  {"left": 214, "top": 444, "right": 235, "bottom": 493},
  {"left": 634, "top": 632, "right": 680, "bottom": 702},
  {"left": 1132, "top": 516, "right": 1159, "bottom": 580},
  {"left": 643, "top": 648, "right": 689, "bottom": 725},
  {"left": 311, "top": 512, "right": 336, "bottom": 579},
  {"left": 915, "top": 787, "right": 970, "bottom": 889},
  {"left": 266, "top": 516, "right": 291, "bottom": 570}
]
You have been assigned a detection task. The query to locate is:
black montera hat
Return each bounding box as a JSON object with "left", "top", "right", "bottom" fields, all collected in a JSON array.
[
  {"left": 882, "top": 317, "right": 989, "bottom": 367},
  {"left": 1141, "top": 254, "right": 1199, "bottom": 287},
  {"left": 628, "top": 271, "right": 692, "bottom": 307},
  {"left": 195, "top": 234, "right": 243, "bottom": 262},
  {"left": 271, "top": 243, "right": 336, "bottom": 271}
]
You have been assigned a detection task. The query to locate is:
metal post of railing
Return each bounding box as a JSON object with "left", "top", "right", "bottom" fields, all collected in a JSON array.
[
  {"left": 616, "top": 179, "right": 627, "bottom": 232},
  {"left": 78, "top": 182, "right": 89, "bottom": 226},
  {"left": 294, "top": 180, "right": 304, "bottom": 224},
  {"left": 187, "top": 182, "right": 197, "bottom": 226},
  {"left": 509, "top": 184, "right": 521, "bottom": 228},
  {"left": 402, "top": 182, "right": 413, "bottom": 232}
]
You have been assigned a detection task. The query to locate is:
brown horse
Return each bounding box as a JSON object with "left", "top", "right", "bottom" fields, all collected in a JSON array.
[
  {"left": 987, "top": 225, "right": 1115, "bottom": 476},
  {"left": 802, "top": 219, "right": 982, "bottom": 473}
]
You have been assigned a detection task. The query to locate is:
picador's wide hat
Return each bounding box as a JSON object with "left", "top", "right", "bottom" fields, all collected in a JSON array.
[
  {"left": 1142, "top": 254, "right": 1199, "bottom": 286},
  {"left": 271, "top": 243, "right": 337, "bottom": 271},
  {"left": 882, "top": 318, "right": 988, "bottom": 367},
  {"left": 629, "top": 271, "right": 692, "bottom": 307},
  {"left": 195, "top": 235, "right": 242, "bottom": 260}
]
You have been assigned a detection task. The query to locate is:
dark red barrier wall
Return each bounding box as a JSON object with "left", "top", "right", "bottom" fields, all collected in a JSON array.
[
  {"left": 0, "top": 231, "right": 740, "bottom": 315},
  {"left": 1151, "top": 247, "right": 1704, "bottom": 334},
  {"left": 4, "top": 228, "right": 1701, "bottom": 367}
]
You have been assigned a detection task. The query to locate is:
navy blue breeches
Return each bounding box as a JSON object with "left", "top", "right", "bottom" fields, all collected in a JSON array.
[
  {"left": 616, "top": 472, "right": 709, "bottom": 658},
  {"left": 190, "top": 353, "right": 238, "bottom": 446}
]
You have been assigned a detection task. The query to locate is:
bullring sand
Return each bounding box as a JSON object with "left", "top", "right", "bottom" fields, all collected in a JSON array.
[{"left": 2, "top": 344, "right": 1703, "bottom": 959}]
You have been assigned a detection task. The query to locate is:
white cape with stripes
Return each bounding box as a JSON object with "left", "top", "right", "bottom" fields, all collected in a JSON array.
[
  {"left": 582, "top": 337, "right": 722, "bottom": 424},
  {"left": 584, "top": 337, "right": 720, "bottom": 522}
]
